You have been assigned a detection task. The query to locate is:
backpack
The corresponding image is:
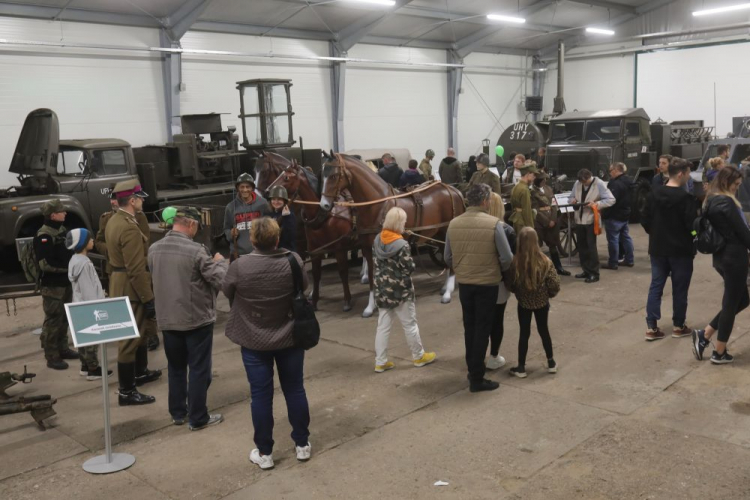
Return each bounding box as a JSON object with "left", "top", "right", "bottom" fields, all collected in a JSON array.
[
  {"left": 286, "top": 253, "right": 320, "bottom": 350},
  {"left": 19, "top": 239, "right": 40, "bottom": 285},
  {"left": 693, "top": 208, "right": 725, "bottom": 255}
]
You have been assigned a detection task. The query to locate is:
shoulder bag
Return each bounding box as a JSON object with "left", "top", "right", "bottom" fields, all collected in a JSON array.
[{"left": 286, "top": 253, "right": 320, "bottom": 350}]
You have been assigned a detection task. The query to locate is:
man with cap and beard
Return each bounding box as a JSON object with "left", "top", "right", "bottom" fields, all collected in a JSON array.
[
  {"left": 224, "top": 173, "right": 268, "bottom": 261},
  {"left": 34, "top": 199, "right": 78, "bottom": 369},
  {"left": 96, "top": 184, "right": 161, "bottom": 351},
  {"left": 106, "top": 179, "right": 161, "bottom": 406},
  {"left": 467, "top": 153, "right": 502, "bottom": 194},
  {"left": 149, "top": 207, "right": 228, "bottom": 430}
]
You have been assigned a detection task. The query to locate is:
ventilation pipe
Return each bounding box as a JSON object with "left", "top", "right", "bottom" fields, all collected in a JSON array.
[{"left": 552, "top": 40, "right": 566, "bottom": 116}]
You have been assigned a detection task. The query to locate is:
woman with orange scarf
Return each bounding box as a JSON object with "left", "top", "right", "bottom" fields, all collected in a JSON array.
[{"left": 372, "top": 207, "right": 437, "bottom": 373}]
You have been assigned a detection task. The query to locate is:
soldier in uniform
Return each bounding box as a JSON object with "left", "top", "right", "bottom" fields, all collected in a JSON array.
[
  {"left": 509, "top": 162, "right": 538, "bottom": 234},
  {"left": 34, "top": 199, "right": 79, "bottom": 370},
  {"left": 96, "top": 186, "right": 160, "bottom": 351},
  {"left": 467, "top": 153, "right": 502, "bottom": 194},
  {"left": 106, "top": 179, "right": 161, "bottom": 406},
  {"left": 531, "top": 172, "right": 571, "bottom": 276}
]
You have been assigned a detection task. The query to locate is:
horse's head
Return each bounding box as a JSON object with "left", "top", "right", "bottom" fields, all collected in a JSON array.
[
  {"left": 267, "top": 161, "right": 303, "bottom": 199},
  {"left": 255, "top": 151, "right": 292, "bottom": 194},
  {"left": 320, "top": 154, "right": 350, "bottom": 212}
]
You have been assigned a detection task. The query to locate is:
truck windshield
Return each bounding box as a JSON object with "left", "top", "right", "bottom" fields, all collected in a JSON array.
[
  {"left": 57, "top": 149, "right": 86, "bottom": 175},
  {"left": 550, "top": 121, "right": 584, "bottom": 142},
  {"left": 585, "top": 119, "right": 622, "bottom": 141}
]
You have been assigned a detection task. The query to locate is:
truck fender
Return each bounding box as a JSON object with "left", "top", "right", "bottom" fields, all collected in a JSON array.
[{"left": 14, "top": 196, "right": 91, "bottom": 238}]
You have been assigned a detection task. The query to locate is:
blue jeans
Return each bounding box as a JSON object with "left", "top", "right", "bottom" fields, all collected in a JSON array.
[
  {"left": 604, "top": 219, "right": 634, "bottom": 266},
  {"left": 646, "top": 255, "right": 694, "bottom": 329},
  {"left": 163, "top": 324, "right": 214, "bottom": 427},
  {"left": 241, "top": 347, "right": 310, "bottom": 455}
]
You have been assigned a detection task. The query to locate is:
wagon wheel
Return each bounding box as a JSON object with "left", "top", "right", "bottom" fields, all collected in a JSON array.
[{"left": 558, "top": 214, "right": 578, "bottom": 257}]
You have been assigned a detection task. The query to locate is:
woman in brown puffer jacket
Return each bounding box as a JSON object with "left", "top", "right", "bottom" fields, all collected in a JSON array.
[{"left": 223, "top": 217, "right": 311, "bottom": 470}]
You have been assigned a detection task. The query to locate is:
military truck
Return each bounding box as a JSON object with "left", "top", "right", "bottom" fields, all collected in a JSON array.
[
  {"left": 544, "top": 108, "right": 713, "bottom": 218},
  {"left": 0, "top": 108, "right": 239, "bottom": 273}
]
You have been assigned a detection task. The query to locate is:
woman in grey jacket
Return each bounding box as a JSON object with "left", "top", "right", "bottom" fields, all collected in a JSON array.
[{"left": 223, "top": 217, "right": 311, "bottom": 470}]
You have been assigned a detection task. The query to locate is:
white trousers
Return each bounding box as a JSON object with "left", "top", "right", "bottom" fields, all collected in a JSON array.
[{"left": 375, "top": 300, "right": 425, "bottom": 365}]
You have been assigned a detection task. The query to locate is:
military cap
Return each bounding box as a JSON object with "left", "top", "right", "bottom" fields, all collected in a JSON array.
[
  {"left": 112, "top": 179, "right": 148, "bottom": 199},
  {"left": 520, "top": 162, "right": 540, "bottom": 176},
  {"left": 41, "top": 199, "right": 65, "bottom": 217},
  {"left": 477, "top": 153, "right": 491, "bottom": 166},
  {"left": 174, "top": 206, "right": 202, "bottom": 226}
]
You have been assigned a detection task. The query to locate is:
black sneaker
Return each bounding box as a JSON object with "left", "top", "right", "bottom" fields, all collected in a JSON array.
[
  {"left": 510, "top": 366, "right": 527, "bottom": 378},
  {"left": 59, "top": 348, "right": 80, "bottom": 360},
  {"left": 692, "top": 329, "right": 709, "bottom": 361},
  {"left": 548, "top": 359, "right": 558, "bottom": 374},
  {"left": 584, "top": 275, "right": 600, "bottom": 283},
  {"left": 86, "top": 367, "right": 113, "bottom": 381},
  {"left": 710, "top": 350, "right": 734, "bottom": 365},
  {"left": 47, "top": 358, "right": 69, "bottom": 370},
  {"left": 469, "top": 379, "right": 500, "bottom": 392},
  {"left": 172, "top": 417, "right": 186, "bottom": 426},
  {"left": 189, "top": 414, "right": 224, "bottom": 431},
  {"left": 574, "top": 272, "right": 588, "bottom": 279}
]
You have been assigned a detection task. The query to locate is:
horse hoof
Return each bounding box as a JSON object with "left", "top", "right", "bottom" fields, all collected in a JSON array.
[
  {"left": 343, "top": 303, "right": 353, "bottom": 312},
  {"left": 362, "top": 310, "right": 374, "bottom": 318},
  {"left": 441, "top": 297, "right": 451, "bottom": 304},
  {"left": 361, "top": 278, "right": 369, "bottom": 285}
]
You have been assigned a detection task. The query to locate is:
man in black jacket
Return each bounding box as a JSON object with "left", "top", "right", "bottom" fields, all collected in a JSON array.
[
  {"left": 34, "top": 199, "right": 78, "bottom": 369},
  {"left": 378, "top": 153, "right": 403, "bottom": 188},
  {"left": 641, "top": 158, "right": 697, "bottom": 341},
  {"left": 601, "top": 163, "right": 634, "bottom": 270}
]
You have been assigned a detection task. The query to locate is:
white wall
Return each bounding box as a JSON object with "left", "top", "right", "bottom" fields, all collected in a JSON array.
[
  {"left": 637, "top": 42, "right": 750, "bottom": 137},
  {"left": 460, "top": 53, "right": 528, "bottom": 158},
  {"left": 180, "top": 32, "right": 333, "bottom": 151},
  {"left": 344, "top": 44, "right": 448, "bottom": 163},
  {"left": 0, "top": 17, "right": 165, "bottom": 188},
  {"left": 543, "top": 54, "right": 635, "bottom": 115}
]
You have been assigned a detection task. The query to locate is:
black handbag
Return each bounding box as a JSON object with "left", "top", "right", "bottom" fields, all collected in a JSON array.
[
  {"left": 286, "top": 253, "right": 320, "bottom": 350},
  {"left": 693, "top": 209, "right": 725, "bottom": 255}
]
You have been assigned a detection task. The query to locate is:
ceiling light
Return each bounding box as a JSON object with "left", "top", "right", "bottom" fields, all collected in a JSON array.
[
  {"left": 693, "top": 2, "right": 750, "bottom": 16},
  {"left": 586, "top": 27, "right": 615, "bottom": 35},
  {"left": 486, "top": 14, "right": 526, "bottom": 24}
]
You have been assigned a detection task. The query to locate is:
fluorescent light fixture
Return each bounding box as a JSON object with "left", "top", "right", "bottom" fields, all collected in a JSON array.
[
  {"left": 693, "top": 2, "right": 750, "bottom": 16},
  {"left": 486, "top": 14, "right": 526, "bottom": 24},
  {"left": 586, "top": 27, "right": 615, "bottom": 35},
  {"left": 345, "top": 0, "right": 396, "bottom": 5}
]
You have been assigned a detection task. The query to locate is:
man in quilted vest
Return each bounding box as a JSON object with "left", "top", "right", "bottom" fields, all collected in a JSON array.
[{"left": 445, "top": 184, "right": 514, "bottom": 393}]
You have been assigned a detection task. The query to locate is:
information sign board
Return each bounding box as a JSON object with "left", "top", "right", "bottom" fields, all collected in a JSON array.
[{"left": 64, "top": 297, "right": 140, "bottom": 348}]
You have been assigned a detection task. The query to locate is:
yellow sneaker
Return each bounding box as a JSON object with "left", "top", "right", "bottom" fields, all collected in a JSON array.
[
  {"left": 414, "top": 352, "right": 437, "bottom": 367},
  {"left": 374, "top": 361, "right": 395, "bottom": 373}
]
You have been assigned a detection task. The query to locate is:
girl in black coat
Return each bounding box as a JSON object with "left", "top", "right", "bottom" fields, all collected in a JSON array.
[
  {"left": 267, "top": 187, "right": 297, "bottom": 252},
  {"left": 693, "top": 166, "right": 750, "bottom": 364}
]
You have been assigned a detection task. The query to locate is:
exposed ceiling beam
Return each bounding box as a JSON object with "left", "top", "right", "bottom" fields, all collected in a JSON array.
[
  {"left": 192, "top": 20, "right": 333, "bottom": 41},
  {"left": 537, "top": 0, "right": 681, "bottom": 57},
  {"left": 359, "top": 35, "right": 452, "bottom": 50},
  {"left": 0, "top": 1, "right": 164, "bottom": 28},
  {"left": 566, "top": 0, "right": 636, "bottom": 14},
  {"left": 336, "top": 0, "right": 414, "bottom": 52},
  {"left": 166, "top": 0, "right": 215, "bottom": 41}
]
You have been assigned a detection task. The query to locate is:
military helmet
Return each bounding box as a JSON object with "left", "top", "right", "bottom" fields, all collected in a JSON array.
[
  {"left": 236, "top": 172, "right": 255, "bottom": 188},
  {"left": 426, "top": 149, "right": 435, "bottom": 158},
  {"left": 268, "top": 185, "right": 289, "bottom": 202}
]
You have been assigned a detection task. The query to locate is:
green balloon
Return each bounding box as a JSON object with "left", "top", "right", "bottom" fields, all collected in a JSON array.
[
  {"left": 162, "top": 206, "right": 177, "bottom": 224},
  {"left": 495, "top": 145, "right": 505, "bottom": 157}
]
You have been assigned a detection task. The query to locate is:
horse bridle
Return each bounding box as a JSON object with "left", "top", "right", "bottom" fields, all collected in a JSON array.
[{"left": 321, "top": 154, "right": 351, "bottom": 201}]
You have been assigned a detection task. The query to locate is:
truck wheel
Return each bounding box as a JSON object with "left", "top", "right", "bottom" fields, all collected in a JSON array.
[{"left": 630, "top": 179, "right": 651, "bottom": 223}]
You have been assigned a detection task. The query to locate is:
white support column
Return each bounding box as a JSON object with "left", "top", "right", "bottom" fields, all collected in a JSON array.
[
  {"left": 330, "top": 43, "right": 346, "bottom": 152},
  {"left": 159, "top": 29, "right": 182, "bottom": 141},
  {"left": 447, "top": 51, "right": 463, "bottom": 153}
]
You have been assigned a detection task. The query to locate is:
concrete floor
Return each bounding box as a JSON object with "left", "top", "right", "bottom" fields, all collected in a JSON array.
[{"left": 2, "top": 225, "right": 750, "bottom": 500}]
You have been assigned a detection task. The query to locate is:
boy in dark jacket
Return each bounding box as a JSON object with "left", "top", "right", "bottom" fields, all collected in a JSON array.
[
  {"left": 601, "top": 162, "right": 634, "bottom": 269},
  {"left": 399, "top": 160, "right": 426, "bottom": 188},
  {"left": 641, "top": 158, "right": 697, "bottom": 341}
]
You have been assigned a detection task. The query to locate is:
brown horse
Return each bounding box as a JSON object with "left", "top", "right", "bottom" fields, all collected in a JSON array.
[
  {"left": 319, "top": 153, "right": 464, "bottom": 317},
  {"left": 255, "top": 152, "right": 359, "bottom": 312}
]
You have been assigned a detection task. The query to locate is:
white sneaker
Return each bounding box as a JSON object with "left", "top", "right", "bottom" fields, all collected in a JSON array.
[
  {"left": 296, "top": 442, "right": 312, "bottom": 461},
  {"left": 486, "top": 355, "right": 506, "bottom": 370},
  {"left": 249, "top": 449, "right": 274, "bottom": 470}
]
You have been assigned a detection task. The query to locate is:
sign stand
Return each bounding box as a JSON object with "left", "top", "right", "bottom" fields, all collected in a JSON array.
[
  {"left": 65, "top": 296, "right": 140, "bottom": 475},
  {"left": 82, "top": 346, "right": 135, "bottom": 474},
  {"left": 552, "top": 192, "right": 575, "bottom": 267}
]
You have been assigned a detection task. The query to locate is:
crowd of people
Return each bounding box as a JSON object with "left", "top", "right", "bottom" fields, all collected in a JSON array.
[{"left": 28, "top": 142, "right": 750, "bottom": 470}]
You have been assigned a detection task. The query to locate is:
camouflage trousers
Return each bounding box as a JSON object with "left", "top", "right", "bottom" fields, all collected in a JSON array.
[
  {"left": 41, "top": 286, "right": 72, "bottom": 361},
  {"left": 78, "top": 345, "right": 100, "bottom": 371}
]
